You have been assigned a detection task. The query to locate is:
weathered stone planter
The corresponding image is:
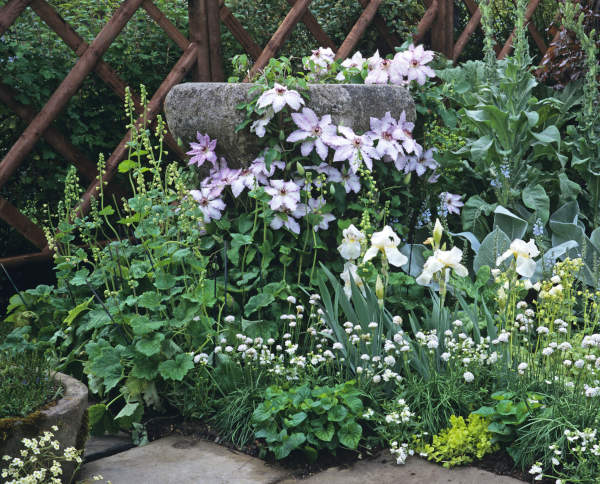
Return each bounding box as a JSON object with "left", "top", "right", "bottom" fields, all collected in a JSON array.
[
  {"left": 164, "top": 82, "right": 415, "bottom": 167},
  {"left": 0, "top": 372, "right": 88, "bottom": 483}
]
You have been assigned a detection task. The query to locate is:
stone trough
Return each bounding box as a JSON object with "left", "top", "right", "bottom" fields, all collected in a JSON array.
[{"left": 164, "top": 82, "right": 416, "bottom": 167}]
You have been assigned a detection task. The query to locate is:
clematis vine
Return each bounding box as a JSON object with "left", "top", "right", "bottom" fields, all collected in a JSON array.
[
  {"left": 186, "top": 132, "right": 218, "bottom": 168},
  {"left": 496, "top": 239, "right": 540, "bottom": 278},
  {"left": 395, "top": 44, "right": 435, "bottom": 85},
  {"left": 406, "top": 148, "right": 438, "bottom": 176},
  {"left": 338, "top": 224, "right": 365, "bottom": 261},
  {"left": 265, "top": 179, "right": 301, "bottom": 211},
  {"left": 365, "top": 50, "right": 405, "bottom": 85},
  {"left": 307, "top": 197, "right": 336, "bottom": 231},
  {"left": 190, "top": 186, "right": 226, "bottom": 222},
  {"left": 230, "top": 167, "right": 256, "bottom": 198},
  {"left": 368, "top": 112, "right": 406, "bottom": 161},
  {"left": 287, "top": 108, "right": 337, "bottom": 160},
  {"left": 363, "top": 225, "right": 408, "bottom": 268},
  {"left": 332, "top": 126, "right": 380, "bottom": 173},
  {"left": 250, "top": 156, "right": 285, "bottom": 185},
  {"left": 257, "top": 83, "right": 304, "bottom": 113},
  {"left": 335, "top": 51, "right": 366, "bottom": 81}
]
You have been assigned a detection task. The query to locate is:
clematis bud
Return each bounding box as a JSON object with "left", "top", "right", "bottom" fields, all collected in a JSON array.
[{"left": 296, "top": 162, "right": 305, "bottom": 176}]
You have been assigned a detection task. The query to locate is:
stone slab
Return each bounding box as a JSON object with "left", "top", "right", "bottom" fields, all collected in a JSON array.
[
  {"left": 281, "top": 453, "right": 525, "bottom": 484},
  {"left": 164, "top": 82, "right": 416, "bottom": 167},
  {"left": 77, "top": 435, "right": 291, "bottom": 484},
  {"left": 84, "top": 434, "right": 134, "bottom": 462}
]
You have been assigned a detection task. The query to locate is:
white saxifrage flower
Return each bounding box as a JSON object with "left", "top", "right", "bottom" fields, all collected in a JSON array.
[
  {"left": 257, "top": 83, "right": 305, "bottom": 113},
  {"left": 416, "top": 247, "right": 468, "bottom": 285},
  {"left": 496, "top": 239, "right": 540, "bottom": 278},
  {"left": 338, "top": 224, "right": 366, "bottom": 260},
  {"left": 363, "top": 226, "right": 408, "bottom": 267}
]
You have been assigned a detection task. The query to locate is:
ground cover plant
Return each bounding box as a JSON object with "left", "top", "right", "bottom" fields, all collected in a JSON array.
[{"left": 1, "top": 0, "right": 600, "bottom": 482}]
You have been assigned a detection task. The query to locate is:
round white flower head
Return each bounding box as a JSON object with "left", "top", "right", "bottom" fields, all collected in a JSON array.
[
  {"left": 224, "top": 315, "right": 235, "bottom": 323},
  {"left": 496, "top": 239, "right": 540, "bottom": 278},
  {"left": 338, "top": 224, "right": 366, "bottom": 260},
  {"left": 463, "top": 371, "right": 475, "bottom": 383},
  {"left": 416, "top": 247, "right": 468, "bottom": 285},
  {"left": 363, "top": 225, "right": 408, "bottom": 267}
]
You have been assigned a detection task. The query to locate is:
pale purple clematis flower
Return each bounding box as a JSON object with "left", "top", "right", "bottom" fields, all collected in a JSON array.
[
  {"left": 395, "top": 44, "right": 435, "bottom": 85},
  {"left": 190, "top": 187, "right": 226, "bottom": 222},
  {"left": 265, "top": 180, "right": 301, "bottom": 211},
  {"left": 428, "top": 171, "right": 440, "bottom": 184},
  {"left": 257, "top": 83, "right": 304, "bottom": 113},
  {"left": 304, "top": 47, "right": 335, "bottom": 76},
  {"left": 341, "top": 168, "right": 361, "bottom": 193},
  {"left": 392, "top": 111, "right": 422, "bottom": 156},
  {"left": 368, "top": 112, "right": 406, "bottom": 160},
  {"left": 305, "top": 163, "right": 342, "bottom": 184},
  {"left": 204, "top": 158, "right": 240, "bottom": 191},
  {"left": 250, "top": 156, "right": 285, "bottom": 185},
  {"left": 230, "top": 167, "right": 256, "bottom": 198},
  {"left": 365, "top": 51, "right": 405, "bottom": 85},
  {"left": 308, "top": 197, "right": 336, "bottom": 231},
  {"left": 287, "top": 108, "right": 337, "bottom": 160},
  {"left": 251, "top": 108, "right": 274, "bottom": 138},
  {"left": 187, "top": 133, "right": 218, "bottom": 168},
  {"left": 393, "top": 154, "right": 410, "bottom": 173},
  {"left": 332, "top": 126, "right": 380, "bottom": 173},
  {"left": 336, "top": 51, "right": 366, "bottom": 80},
  {"left": 407, "top": 148, "right": 438, "bottom": 176},
  {"left": 270, "top": 209, "right": 301, "bottom": 234},
  {"left": 440, "top": 192, "right": 464, "bottom": 215}
]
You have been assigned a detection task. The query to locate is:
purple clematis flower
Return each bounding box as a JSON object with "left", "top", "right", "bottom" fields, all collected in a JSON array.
[
  {"left": 230, "top": 167, "right": 256, "bottom": 198},
  {"left": 265, "top": 180, "right": 301, "bottom": 211},
  {"left": 395, "top": 44, "right": 435, "bottom": 86},
  {"left": 332, "top": 126, "right": 380, "bottom": 173},
  {"left": 308, "top": 197, "right": 336, "bottom": 231},
  {"left": 406, "top": 148, "right": 438, "bottom": 177},
  {"left": 187, "top": 133, "right": 218, "bottom": 168},
  {"left": 368, "top": 112, "right": 406, "bottom": 160},
  {"left": 336, "top": 51, "right": 366, "bottom": 81},
  {"left": 287, "top": 108, "right": 337, "bottom": 161},
  {"left": 340, "top": 168, "right": 361, "bottom": 193},
  {"left": 250, "top": 156, "right": 285, "bottom": 185},
  {"left": 440, "top": 191, "right": 464, "bottom": 215},
  {"left": 392, "top": 111, "right": 422, "bottom": 156},
  {"left": 270, "top": 209, "right": 301, "bottom": 234},
  {"left": 190, "top": 187, "right": 226, "bottom": 222},
  {"left": 365, "top": 51, "right": 406, "bottom": 85},
  {"left": 257, "top": 83, "right": 304, "bottom": 113},
  {"left": 203, "top": 158, "right": 240, "bottom": 192}
]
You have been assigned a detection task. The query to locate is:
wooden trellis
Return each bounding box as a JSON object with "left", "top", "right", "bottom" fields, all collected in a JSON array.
[{"left": 0, "top": 0, "right": 552, "bottom": 268}]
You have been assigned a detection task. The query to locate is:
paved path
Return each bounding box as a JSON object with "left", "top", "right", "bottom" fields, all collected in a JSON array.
[{"left": 78, "top": 435, "right": 525, "bottom": 484}]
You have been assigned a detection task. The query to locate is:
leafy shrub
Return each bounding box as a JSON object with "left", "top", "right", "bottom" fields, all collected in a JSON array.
[
  {"left": 0, "top": 351, "right": 61, "bottom": 419},
  {"left": 251, "top": 381, "right": 367, "bottom": 460},
  {"left": 421, "top": 414, "right": 498, "bottom": 468}
]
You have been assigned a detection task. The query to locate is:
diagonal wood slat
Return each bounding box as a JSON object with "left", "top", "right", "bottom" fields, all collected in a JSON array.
[
  {"left": 286, "top": 0, "right": 337, "bottom": 51},
  {"left": 245, "top": 0, "right": 313, "bottom": 80},
  {"left": 357, "top": 0, "right": 400, "bottom": 50},
  {"left": 76, "top": 43, "right": 199, "bottom": 217},
  {"left": 0, "top": 197, "right": 47, "bottom": 250},
  {"left": 0, "top": 0, "right": 146, "bottom": 190},
  {"left": 335, "top": 0, "right": 383, "bottom": 60},
  {"left": 0, "top": 0, "right": 31, "bottom": 37},
  {"left": 414, "top": 0, "right": 439, "bottom": 44},
  {"left": 217, "top": 0, "right": 263, "bottom": 60}
]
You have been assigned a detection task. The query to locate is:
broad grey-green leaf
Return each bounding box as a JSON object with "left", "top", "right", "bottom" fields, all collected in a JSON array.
[
  {"left": 532, "top": 125, "right": 560, "bottom": 145},
  {"left": 474, "top": 227, "right": 511, "bottom": 274},
  {"left": 494, "top": 206, "right": 527, "bottom": 241},
  {"left": 522, "top": 184, "right": 550, "bottom": 223}
]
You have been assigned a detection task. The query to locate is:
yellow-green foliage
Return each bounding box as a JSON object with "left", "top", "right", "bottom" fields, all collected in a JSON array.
[{"left": 421, "top": 414, "right": 498, "bottom": 468}]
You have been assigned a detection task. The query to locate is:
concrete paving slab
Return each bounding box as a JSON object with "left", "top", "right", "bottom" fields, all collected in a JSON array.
[
  {"left": 84, "top": 434, "right": 134, "bottom": 462},
  {"left": 280, "top": 452, "right": 525, "bottom": 484},
  {"left": 77, "top": 435, "right": 292, "bottom": 484}
]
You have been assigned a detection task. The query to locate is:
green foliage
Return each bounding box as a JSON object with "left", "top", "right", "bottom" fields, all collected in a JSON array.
[
  {"left": 421, "top": 414, "right": 498, "bottom": 468},
  {"left": 0, "top": 350, "right": 61, "bottom": 419},
  {"left": 472, "top": 391, "right": 544, "bottom": 445},
  {"left": 252, "top": 381, "right": 367, "bottom": 460}
]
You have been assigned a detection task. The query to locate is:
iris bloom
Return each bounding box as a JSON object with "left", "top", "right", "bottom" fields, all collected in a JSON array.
[
  {"left": 363, "top": 226, "right": 408, "bottom": 267},
  {"left": 257, "top": 83, "right": 304, "bottom": 113},
  {"left": 186, "top": 133, "right": 218, "bottom": 168},
  {"left": 416, "top": 247, "right": 468, "bottom": 285},
  {"left": 341, "top": 262, "right": 366, "bottom": 298},
  {"left": 338, "top": 224, "right": 365, "bottom": 260},
  {"left": 496, "top": 239, "right": 540, "bottom": 278},
  {"left": 287, "top": 108, "right": 337, "bottom": 160}
]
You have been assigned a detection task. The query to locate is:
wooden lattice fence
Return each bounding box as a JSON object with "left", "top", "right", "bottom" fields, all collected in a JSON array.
[{"left": 0, "top": 0, "right": 557, "bottom": 268}]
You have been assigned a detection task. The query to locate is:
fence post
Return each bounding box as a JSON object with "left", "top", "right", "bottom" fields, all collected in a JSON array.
[
  {"left": 188, "top": 0, "right": 211, "bottom": 81},
  {"left": 206, "top": 0, "right": 224, "bottom": 81},
  {"left": 430, "top": 0, "right": 453, "bottom": 58}
]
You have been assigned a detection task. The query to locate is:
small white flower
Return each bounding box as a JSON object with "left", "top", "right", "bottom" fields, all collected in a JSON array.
[
  {"left": 224, "top": 315, "right": 235, "bottom": 323},
  {"left": 286, "top": 296, "right": 297, "bottom": 304},
  {"left": 463, "top": 371, "right": 474, "bottom": 383}
]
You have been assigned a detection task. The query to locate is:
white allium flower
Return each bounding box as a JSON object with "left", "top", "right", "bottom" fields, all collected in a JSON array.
[
  {"left": 463, "top": 371, "right": 475, "bottom": 383},
  {"left": 332, "top": 342, "right": 343, "bottom": 350},
  {"left": 224, "top": 315, "right": 235, "bottom": 323},
  {"left": 542, "top": 347, "right": 554, "bottom": 356},
  {"left": 368, "top": 321, "right": 378, "bottom": 329},
  {"left": 518, "top": 362, "right": 528, "bottom": 374},
  {"left": 441, "top": 352, "right": 451, "bottom": 361},
  {"left": 384, "top": 355, "right": 396, "bottom": 366}
]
